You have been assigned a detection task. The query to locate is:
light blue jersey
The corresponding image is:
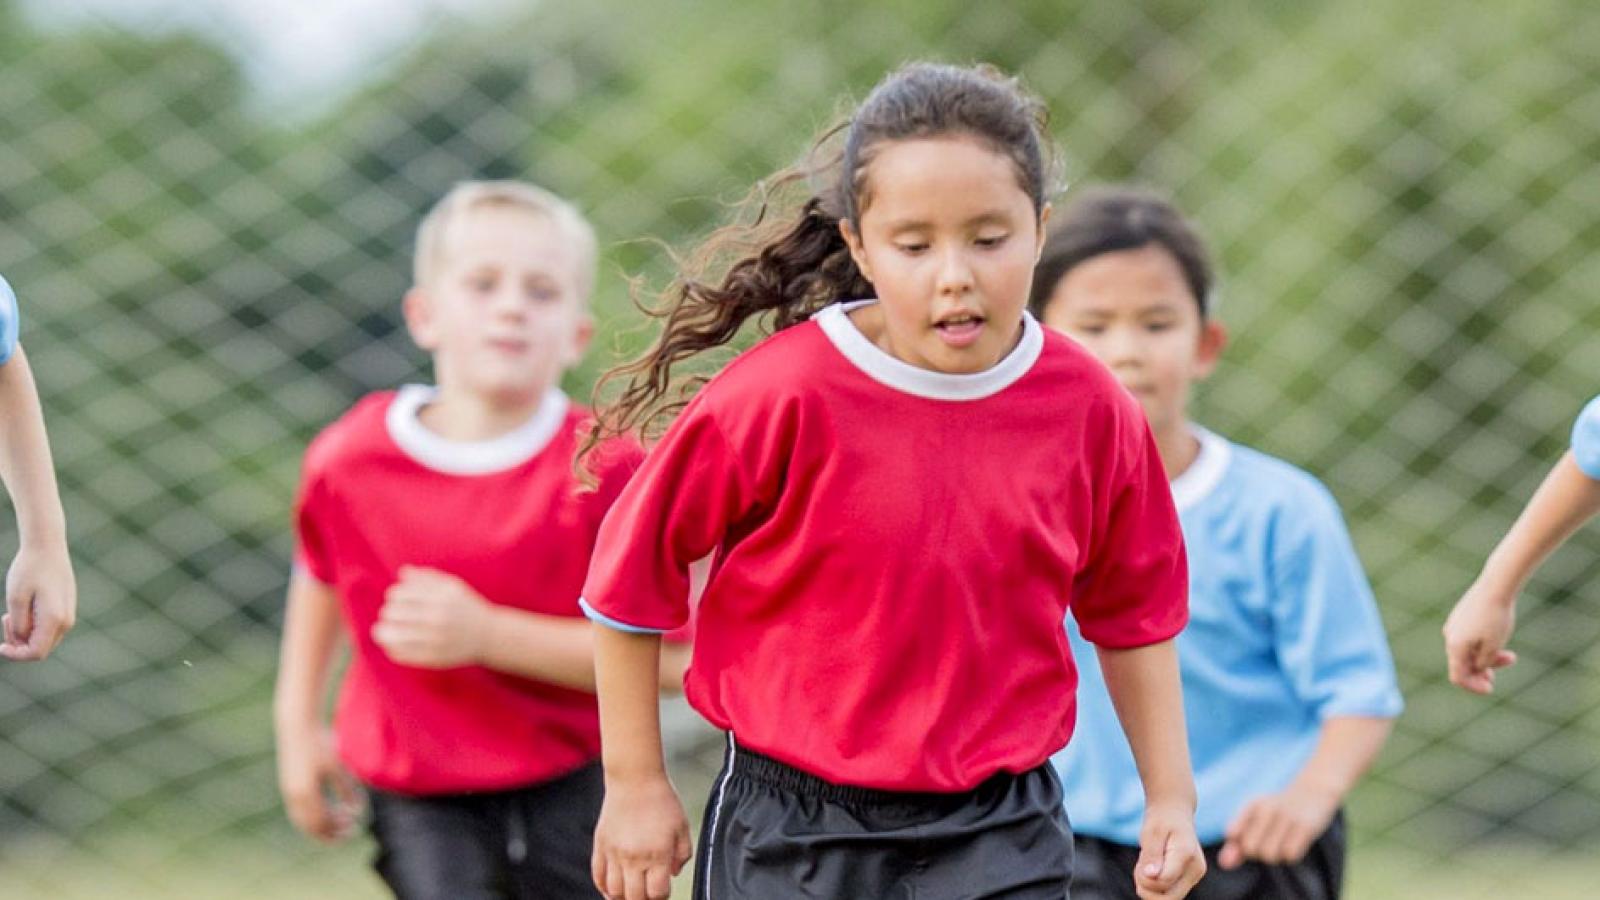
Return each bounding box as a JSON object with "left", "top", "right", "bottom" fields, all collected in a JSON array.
[
  {"left": 1053, "top": 427, "right": 1403, "bottom": 846},
  {"left": 1574, "top": 396, "right": 1600, "bottom": 481},
  {"left": 0, "top": 274, "right": 17, "bottom": 365}
]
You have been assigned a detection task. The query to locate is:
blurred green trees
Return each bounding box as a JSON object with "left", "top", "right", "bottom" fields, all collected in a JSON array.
[{"left": 1, "top": 0, "right": 1597, "bottom": 883}]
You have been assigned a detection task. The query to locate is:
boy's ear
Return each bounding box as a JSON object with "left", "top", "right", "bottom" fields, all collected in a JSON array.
[
  {"left": 839, "top": 219, "right": 873, "bottom": 283},
  {"left": 1193, "top": 319, "right": 1228, "bottom": 379},
  {"left": 402, "top": 286, "right": 440, "bottom": 351},
  {"left": 564, "top": 313, "right": 595, "bottom": 367}
]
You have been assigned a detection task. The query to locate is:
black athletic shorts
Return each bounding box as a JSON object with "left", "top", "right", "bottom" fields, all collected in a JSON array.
[
  {"left": 692, "top": 736, "right": 1074, "bottom": 899},
  {"left": 366, "top": 761, "right": 604, "bottom": 900},
  {"left": 1070, "top": 812, "right": 1345, "bottom": 900}
]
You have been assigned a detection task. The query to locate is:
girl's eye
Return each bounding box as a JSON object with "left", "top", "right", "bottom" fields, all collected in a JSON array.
[
  {"left": 975, "top": 234, "right": 1008, "bottom": 248},
  {"left": 528, "top": 285, "right": 560, "bottom": 303},
  {"left": 1076, "top": 325, "right": 1107, "bottom": 336},
  {"left": 469, "top": 276, "right": 496, "bottom": 292},
  {"left": 1146, "top": 321, "right": 1175, "bottom": 333},
  {"left": 896, "top": 243, "right": 929, "bottom": 255}
]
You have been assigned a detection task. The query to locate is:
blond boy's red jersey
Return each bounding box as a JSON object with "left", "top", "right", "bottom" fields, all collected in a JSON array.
[
  {"left": 582, "top": 302, "right": 1188, "bottom": 793},
  {"left": 295, "top": 386, "right": 640, "bottom": 795}
]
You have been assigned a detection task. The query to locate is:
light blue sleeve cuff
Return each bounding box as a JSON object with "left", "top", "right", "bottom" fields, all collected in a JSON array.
[
  {"left": 579, "top": 598, "right": 667, "bottom": 634},
  {"left": 1573, "top": 396, "right": 1600, "bottom": 481},
  {"left": 0, "top": 274, "right": 18, "bottom": 366}
]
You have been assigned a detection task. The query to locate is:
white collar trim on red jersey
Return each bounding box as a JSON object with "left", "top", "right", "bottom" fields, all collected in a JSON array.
[
  {"left": 812, "top": 300, "right": 1044, "bottom": 401},
  {"left": 385, "top": 384, "right": 569, "bottom": 475},
  {"left": 1169, "top": 425, "right": 1231, "bottom": 513}
]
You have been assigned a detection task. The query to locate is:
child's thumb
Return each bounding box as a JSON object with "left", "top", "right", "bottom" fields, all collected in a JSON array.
[
  {"left": 1472, "top": 641, "right": 1503, "bottom": 668},
  {"left": 1136, "top": 834, "right": 1167, "bottom": 879},
  {"left": 5, "top": 589, "right": 32, "bottom": 640}
]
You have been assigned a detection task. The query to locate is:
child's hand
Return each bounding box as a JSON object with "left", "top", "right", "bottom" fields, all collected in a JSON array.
[
  {"left": 277, "top": 726, "right": 362, "bottom": 843},
  {"left": 1134, "top": 801, "right": 1206, "bottom": 900},
  {"left": 1218, "top": 782, "right": 1339, "bottom": 869},
  {"left": 1443, "top": 578, "right": 1520, "bottom": 695},
  {"left": 591, "top": 773, "right": 692, "bottom": 900},
  {"left": 2, "top": 540, "right": 76, "bottom": 662},
  {"left": 373, "top": 566, "right": 492, "bottom": 669}
]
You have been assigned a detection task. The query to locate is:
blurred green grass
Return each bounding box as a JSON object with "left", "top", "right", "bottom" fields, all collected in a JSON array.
[
  {"left": 4, "top": 836, "right": 1596, "bottom": 899},
  {"left": 5, "top": 743, "right": 1595, "bottom": 900}
]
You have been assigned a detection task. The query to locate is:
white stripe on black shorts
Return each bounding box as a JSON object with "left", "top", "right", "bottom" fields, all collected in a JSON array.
[{"left": 692, "top": 736, "right": 1074, "bottom": 899}]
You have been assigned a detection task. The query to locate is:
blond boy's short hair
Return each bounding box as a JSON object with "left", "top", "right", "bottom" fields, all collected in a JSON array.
[{"left": 413, "top": 180, "right": 598, "bottom": 300}]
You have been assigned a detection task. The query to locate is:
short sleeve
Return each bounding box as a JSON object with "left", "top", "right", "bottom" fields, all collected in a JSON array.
[
  {"left": 584, "top": 432, "right": 646, "bottom": 510},
  {"left": 1572, "top": 396, "right": 1600, "bottom": 481},
  {"left": 579, "top": 430, "right": 698, "bottom": 642},
  {"left": 292, "top": 443, "right": 337, "bottom": 585},
  {"left": 1268, "top": 479, "right": 1404, "bottom": 720},
  {"left": 0, "top": 273, "right": 19, "bottom": 366},
  {"left": 581, "top": 394, "right": 758, "bottom": 634},
  {"left": 1069, "top": 398, "right": 1190, "bottom": 648}
]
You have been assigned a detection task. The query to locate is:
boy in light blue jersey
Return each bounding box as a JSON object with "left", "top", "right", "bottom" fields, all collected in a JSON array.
[
  {"left": 1445, "top": 396, "right": 1600, "bottom": 693},
  {"left": 0, "top": 273, "right": 76, "bottom": 662},
  {"left": 1031, "top": 187, "right": 1402, "bottom": 900}
]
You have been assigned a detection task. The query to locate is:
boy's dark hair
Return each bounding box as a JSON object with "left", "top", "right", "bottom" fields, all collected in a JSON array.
[
  {"left": 584, "top": 62, "right": 1058, "bottom": 454},
  {"left": 1028, "top": 185, "right": 1213, "bottom": 319}
]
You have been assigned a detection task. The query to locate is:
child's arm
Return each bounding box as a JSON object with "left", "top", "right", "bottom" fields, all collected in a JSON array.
[
  {"left": 1445, "top": 452, "right": 1600, "bottom": 694},
  {"left": 589, "top": 626, "right": 692, "bottom": 900},
  {"left": 371, "top": 565, "right": 688, "bottom": 693},
  {"left": 1098, "top": 640, "right": 1207, "bottom": 900},
  {"left": 0, "top": 345, "right": 75, "bottom": 662},
  {"left": 273, "top": 571, "right": 361, "bottom": 843},
  {"left": 1222, "top": 479, "right": 1401, "bottom": 867},
  {"left": 1218, "top": 716, "right": 1391, "bottom": 869}
]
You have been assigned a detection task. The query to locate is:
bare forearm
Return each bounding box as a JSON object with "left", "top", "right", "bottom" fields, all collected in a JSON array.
[
  {"left": 0, "top": 347, "right": 65, "bottom": 543},
  {"left": 594, "top": 625, "right": 668, "bottom": 784},
  {"left": 1097, "top": 639, "right": 1196, "bottom": 810},
  {"left": 478, "top": 609, "right": 597, "bottom": 690},
  {"left": 477, "top": 609, "right": 692, "bottom": 693},
  {"left": 274, "top": 575, "right": 344, "bottom": 733},
  {"left": 1291, "top": 716, "right": 1393, "bottom": 801},
  {"left": 1480, "top": 454, "right": 1600, "bottom": 600}
]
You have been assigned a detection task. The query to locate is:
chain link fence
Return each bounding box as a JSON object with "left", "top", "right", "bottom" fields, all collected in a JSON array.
[{"left": 1, "top": 1, "right": 1598, "bottom": 897}]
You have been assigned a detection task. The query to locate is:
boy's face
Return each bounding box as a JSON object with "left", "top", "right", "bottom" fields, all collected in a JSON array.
[
  {"left": 1039, "top": 244, "right": 1225, "bottom": 437},
  {"left": 405, "top": 206, "right": 593, "bottom": 406}
]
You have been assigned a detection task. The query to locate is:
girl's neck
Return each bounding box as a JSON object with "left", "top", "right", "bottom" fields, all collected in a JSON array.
[
  {"left": 417, "top": 385, "right": 547, "bottom": 442},
  {"left": 1154, "top": 420, "right": 1202, "bottom": 483}
]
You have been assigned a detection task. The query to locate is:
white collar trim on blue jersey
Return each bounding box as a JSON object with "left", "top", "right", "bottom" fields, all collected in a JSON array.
[
  {"left": 812, "top": 299, "right": 1043, "bottom": 401},
  {"left": 385, "top": 384, "right": 569, "bottom": 475},
  {"left": 1170, "top": 425, "right": 1231, "bottom": 513}
]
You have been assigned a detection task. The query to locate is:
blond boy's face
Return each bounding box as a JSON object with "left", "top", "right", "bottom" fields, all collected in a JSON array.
[
  {"left": 1040, "top": 244, "right": 1224, "bottom": 439},
  {"left": 405, "top": 206, "right": 592, "bottom": 406}
]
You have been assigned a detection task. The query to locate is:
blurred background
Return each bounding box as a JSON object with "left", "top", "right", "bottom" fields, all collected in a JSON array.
[{"left": 1, "top": 0, "right": 1597, "bottom": 897}]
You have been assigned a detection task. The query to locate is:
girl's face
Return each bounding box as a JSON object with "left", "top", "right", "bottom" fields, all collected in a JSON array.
[
  {"left": 840, "top": 136, "right": 1047, "bottom": 375},
  {"left": 1040, "top": 244, "right": 1226, "bottom": 437}
]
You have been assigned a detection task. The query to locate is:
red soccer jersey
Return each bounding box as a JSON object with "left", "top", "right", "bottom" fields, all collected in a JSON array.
[
  {"left": 582, "top": 301, "right": 1188, "bottom": 793},
  {"left": 295, "top": 386, "right": 640, "bottom": 795}
]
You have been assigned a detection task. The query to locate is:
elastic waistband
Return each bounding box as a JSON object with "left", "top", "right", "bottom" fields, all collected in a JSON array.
[{"left": 727, "top": 744, "right": 1039, "bottom": 812}]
